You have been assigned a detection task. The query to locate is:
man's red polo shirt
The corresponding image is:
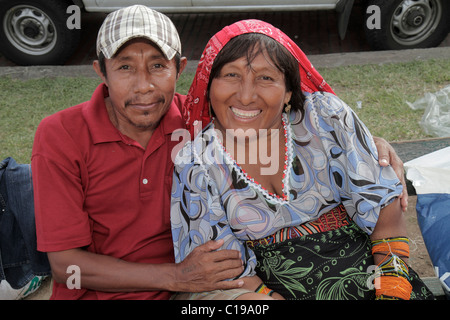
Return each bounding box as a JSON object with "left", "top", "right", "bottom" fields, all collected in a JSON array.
[{"left": 32, "top": 83, "right": 186, "bottom": 300}]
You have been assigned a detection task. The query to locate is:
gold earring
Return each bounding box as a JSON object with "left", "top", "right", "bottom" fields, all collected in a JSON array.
[{"left": 284, "top": 104, "right": 291, "bottom": 113}]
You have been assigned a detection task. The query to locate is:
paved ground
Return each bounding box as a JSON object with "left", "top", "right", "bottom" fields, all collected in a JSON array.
[{"left": 2, "top": 45, "right": 449, "bottom": 80}]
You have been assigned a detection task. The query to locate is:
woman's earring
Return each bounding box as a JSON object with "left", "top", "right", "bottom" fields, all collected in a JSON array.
[{"left": 284, "top": 103, "right": 291, "bottom": 113}]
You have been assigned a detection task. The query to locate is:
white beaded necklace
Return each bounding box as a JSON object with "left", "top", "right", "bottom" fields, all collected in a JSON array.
[{"left": 211, "top": 113, "right": 294, "bottom": 204}]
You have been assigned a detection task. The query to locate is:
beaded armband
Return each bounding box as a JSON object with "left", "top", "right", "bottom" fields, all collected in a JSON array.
[{"left": 371, "top": 237, "right": 412, "bottom": 300}]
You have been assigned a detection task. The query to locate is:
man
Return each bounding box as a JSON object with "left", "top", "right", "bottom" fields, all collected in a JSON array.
[
  {"left": 31, "top": 5, "right": 244, "bottom": 300},
  {"left": 31, "top": 5, "right": 406, "bottom": 300}
]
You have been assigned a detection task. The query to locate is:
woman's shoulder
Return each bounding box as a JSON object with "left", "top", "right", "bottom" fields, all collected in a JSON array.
[
  {"left": 291, "top": 91, "right": 358, "bottom": 138},
  {"left": 303, "top": 91, "right": 351, "bottom": 117}
]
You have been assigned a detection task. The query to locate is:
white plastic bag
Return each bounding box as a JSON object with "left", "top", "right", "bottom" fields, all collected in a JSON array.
[
  {"left": 405, "top": 146, "right": 450, "bottom": 195},
  {"left": 407, "top": 85, "right": 450, "bottom": 138}
]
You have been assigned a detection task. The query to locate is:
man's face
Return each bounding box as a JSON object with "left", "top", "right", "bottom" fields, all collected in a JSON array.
[{"left": 97, "top": 39, "right": 181, "bottom": 135}]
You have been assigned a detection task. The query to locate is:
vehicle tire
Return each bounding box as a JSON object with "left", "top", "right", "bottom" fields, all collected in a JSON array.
[
  {"left": 364, "top": 0, "right": 450, "bottom": 50},
  {"left": 0, "top": 0, "right": 81, "bottom": 65}
]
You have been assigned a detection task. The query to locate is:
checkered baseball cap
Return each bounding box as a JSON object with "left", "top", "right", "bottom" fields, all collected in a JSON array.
[{"left": 96, "top": 5, "right": 181, "bottom": 60}]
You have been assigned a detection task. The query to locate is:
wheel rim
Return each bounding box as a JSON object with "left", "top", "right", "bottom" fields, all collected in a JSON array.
[
  {"left": 390, "top": 0, "right": 442, "bottom": 46},
  {"left": 3, "top": 5, "right": 57, "bottom": 55}
]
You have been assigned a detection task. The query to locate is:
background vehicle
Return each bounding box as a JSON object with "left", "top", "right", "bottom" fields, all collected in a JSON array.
[{"left": 0, "top": 0, "right": 448, "bottom": 65}]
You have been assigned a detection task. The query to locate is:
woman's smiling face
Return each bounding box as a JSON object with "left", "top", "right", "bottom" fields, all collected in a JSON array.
[{"left": 209, "top": 49, "right": 292, "bottom": 137}]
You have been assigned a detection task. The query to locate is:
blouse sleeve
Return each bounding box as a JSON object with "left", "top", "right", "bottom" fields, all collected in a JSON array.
[
  {"left": 308, "top": 92, "right": 403, "bottom": 234},
  {"left": 170, "top": 140, "right": 256, "bottom": 278}
]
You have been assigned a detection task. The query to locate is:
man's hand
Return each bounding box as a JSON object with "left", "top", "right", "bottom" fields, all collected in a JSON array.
[
  {"left": 373, "top": 136, "right": 408, "bottom": 211},
  {"left": 173, "top": 239, "right": 245, "bottom": 292}
]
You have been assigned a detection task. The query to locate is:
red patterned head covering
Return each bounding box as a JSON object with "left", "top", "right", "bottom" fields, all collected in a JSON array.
[{"left": 183, "top": 19, "right": 334, "bottom": 137}]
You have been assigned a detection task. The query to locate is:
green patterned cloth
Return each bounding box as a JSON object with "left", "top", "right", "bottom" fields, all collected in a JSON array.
[{"left": 252, "top": 222, "right": 434, "bottom": 300}]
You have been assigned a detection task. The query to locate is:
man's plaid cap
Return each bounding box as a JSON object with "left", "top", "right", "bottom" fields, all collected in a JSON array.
[{"left": 96, "top": 5, "right": 181, "bottom": 60}]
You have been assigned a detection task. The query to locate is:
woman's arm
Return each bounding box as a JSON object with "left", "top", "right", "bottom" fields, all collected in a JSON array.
[
  {"left": 369, "top": 198, "right": 408, "bottom": 264},
  {"left": 369, "top": 198, "right": 413, "bottom": 300}
]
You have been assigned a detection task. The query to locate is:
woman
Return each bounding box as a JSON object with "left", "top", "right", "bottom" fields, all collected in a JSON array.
[{"left": 171, "top": 20, "right": 433, "bottom": 300}]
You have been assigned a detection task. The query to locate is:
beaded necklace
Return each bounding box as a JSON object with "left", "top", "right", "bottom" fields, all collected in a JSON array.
[{"left": 212, "top": 113, "right": 293, "bottom": 203}]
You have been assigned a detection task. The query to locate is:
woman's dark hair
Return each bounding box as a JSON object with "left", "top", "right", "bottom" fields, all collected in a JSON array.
[{"left": 207, "top": 33, "right": 305, "bottom": 115}]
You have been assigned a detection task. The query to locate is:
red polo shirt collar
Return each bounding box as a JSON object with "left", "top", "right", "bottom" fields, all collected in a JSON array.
[{"left": 82, "top": 83, "right": 185, "bottom": 146}]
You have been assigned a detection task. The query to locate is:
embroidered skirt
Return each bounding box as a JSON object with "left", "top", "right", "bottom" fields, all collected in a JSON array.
[{"left": 247, "top": 205, "right": 434, "bottom": 300}]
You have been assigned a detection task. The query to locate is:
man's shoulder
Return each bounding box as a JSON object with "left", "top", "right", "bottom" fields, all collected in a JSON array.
[
  {"left": 38, "top": 103, "right": 86, "bottom": 129},
  {"left": 38, "top": 84, "right": 105, "bottom": 130},
  {"left": 35, "top": 101, "right": 90, "bottom": 143},
  {"left": 32, "top": 101, "right": 92, "bottom": 161}
]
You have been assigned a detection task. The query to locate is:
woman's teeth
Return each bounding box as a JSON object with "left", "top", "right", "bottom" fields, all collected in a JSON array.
[{"left": 231, "top": 107, "right": 261, "bottom": 118}]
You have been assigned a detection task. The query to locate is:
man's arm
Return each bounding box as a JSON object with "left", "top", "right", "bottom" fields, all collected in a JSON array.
[{"left": 48, "top": 239, "right": 244, "bottom": 293}]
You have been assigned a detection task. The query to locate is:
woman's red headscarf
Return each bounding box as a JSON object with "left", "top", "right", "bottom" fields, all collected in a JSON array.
[{"left": 183, "top": 19, "right": 335, "bottom": 138}]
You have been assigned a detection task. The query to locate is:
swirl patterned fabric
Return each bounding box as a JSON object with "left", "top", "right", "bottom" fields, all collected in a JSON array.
[{"left": 170, "top": 91, "right": 403, "bottom": 278}]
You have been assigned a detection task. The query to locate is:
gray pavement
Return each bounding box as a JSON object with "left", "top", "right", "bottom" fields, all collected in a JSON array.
[{"left": 1, "top": 46, "right": 449, "bottom": 81}]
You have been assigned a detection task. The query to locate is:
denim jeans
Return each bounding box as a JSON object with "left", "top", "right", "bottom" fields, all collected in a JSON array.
[{"left": 0, "top": 157, "right": 50, "bottom": 289}]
